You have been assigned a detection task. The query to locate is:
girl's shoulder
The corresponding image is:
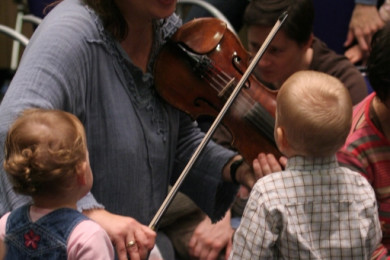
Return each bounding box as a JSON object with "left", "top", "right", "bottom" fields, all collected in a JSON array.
[{"left": 67, "top": 219, "right": 114, "bottom": 260}]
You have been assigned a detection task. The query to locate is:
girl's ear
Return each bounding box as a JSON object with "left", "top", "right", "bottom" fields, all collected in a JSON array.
[{"left": 76, "top": 161, "right": 88, "bottom": 185}]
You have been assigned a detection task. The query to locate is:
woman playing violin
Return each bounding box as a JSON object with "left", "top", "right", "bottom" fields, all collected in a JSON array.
[{"left": 0, "top": 0, "right": 265, "bottom": 259}]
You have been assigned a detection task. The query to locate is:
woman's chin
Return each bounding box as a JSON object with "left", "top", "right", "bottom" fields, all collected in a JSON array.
[{"left": 154, "top": 0, "right": 176, "bottom": 19}]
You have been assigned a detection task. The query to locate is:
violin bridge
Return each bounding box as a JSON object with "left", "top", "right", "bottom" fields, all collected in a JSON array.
[{"left": 218, "top": 77, "right": 236, "bottom": 98}]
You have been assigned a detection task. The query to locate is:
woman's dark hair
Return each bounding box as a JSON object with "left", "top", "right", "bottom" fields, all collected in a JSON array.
[
  {"left": 243, "top": 0, "right": 314, "bottom": 45},
  {"left": 46, "top": 0, "right": 127, "bottom": 40},
  {"left": 83, "top": 0, "right": 127, "bottom": 40},
  {"left": 367, "top": 23, "right": 390, "bottom": 103}
]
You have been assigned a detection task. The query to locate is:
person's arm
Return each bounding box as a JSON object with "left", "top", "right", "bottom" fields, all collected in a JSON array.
[
  {"left": 344, "top": 44, "right": 366, "bottom": 64},
  {"left": 344, "top": 0, "right": 389, "bottom": 64},
  {"left": 68, "top": 220, "right": 115, "bottom": 260},
  {"left": 172, "top": 113, "right": 238, "bottom": 222},
  {"left": 344, "top": 1, "right": 384, "bottom": 52},
  {"left": 83, "top": 209, "right": 156, "bottom": 260},
  {"left": 76, "top": 193, "right": 156, "bottom": 260},
  {"left": 188, "top": 211, "right": 234, "bottom": 260},
  {"left": 0, "top": 213, "right": 10, "bottom": 241},
  {"left": 0, "top": 213, "right": 9, "bottom": 260}
]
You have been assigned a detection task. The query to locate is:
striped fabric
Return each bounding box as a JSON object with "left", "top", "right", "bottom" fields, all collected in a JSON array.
[{"left": 338, "top": 93, "right": 390, "bottom": 250}]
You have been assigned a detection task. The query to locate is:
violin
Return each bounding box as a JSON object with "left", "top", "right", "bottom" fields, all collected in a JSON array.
[{"left": 154, "top": 17, "right": 282, "bottom": 162}]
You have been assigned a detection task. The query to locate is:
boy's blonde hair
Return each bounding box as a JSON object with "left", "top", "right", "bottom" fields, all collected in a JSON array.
[
  {"left": 3, "top": 108, "right": 87, "bottom": 197},
  {"left": 276, "top": 71, "right": 352, "bottom": 157}
]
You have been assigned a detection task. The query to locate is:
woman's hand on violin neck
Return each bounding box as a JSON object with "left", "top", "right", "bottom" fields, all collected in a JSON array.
[{"left": 83, "top": 208, "right": 156, "bottom": 260}]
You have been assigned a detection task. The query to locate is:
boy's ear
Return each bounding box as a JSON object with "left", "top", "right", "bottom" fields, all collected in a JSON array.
[
  {"left": 276, "top": 126, "right": 289, "bottom": 152},
  {"left": 76, "top": 161, "right": 88, "bottom": 185}
]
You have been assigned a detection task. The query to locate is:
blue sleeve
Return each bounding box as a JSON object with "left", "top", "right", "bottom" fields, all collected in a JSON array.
[{"left": 172, "top": 112, "right": 239, "bottom": 222}]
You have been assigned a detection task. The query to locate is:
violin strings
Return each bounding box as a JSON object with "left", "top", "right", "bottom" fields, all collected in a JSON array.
[
  {"left": 202, "top": 67, "right": 229, "bottom": 92},
  {"left": 206, "top": 64, "right": 254, "bottom": 108},
  {"left": 205, "top": 63, "right": 275, "bottom": 131}
]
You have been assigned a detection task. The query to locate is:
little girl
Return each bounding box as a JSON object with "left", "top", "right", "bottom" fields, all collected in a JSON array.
[{"left": 0, "top": 108, "right": 114, "bottom": 259}]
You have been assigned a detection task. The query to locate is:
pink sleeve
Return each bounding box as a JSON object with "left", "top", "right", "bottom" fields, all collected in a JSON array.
[
  {"left": 67, "top": 220, "right": 114, "bottom": 260},
  {"left": 0, "top": 213, "right": 10, "bottom": 240}
]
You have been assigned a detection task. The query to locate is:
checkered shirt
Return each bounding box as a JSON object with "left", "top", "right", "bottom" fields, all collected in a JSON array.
[{"left": 230, "top": 155, "right": 381, "bottom": 260}]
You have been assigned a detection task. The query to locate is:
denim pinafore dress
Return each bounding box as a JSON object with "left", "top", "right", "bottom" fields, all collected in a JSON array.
[{"left": 4, "top": 205, "right": 87, "bottom": 259}]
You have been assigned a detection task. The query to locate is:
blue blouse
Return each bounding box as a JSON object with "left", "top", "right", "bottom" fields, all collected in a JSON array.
[{"left": 0, "top": 0, "right": 237, "bottom": 224}]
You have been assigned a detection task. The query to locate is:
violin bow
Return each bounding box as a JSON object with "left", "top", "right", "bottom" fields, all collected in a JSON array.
[{"left": 149, "top": 11, "right": 288, "bottom": 231}]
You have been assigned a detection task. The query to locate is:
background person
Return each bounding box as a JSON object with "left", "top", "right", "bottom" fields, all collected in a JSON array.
[
  {"left": 337, "top": 23, "right": 390, "bottom": 256},
  {"left": 244, "top": 0, "right": 368, "bottom": 104}
]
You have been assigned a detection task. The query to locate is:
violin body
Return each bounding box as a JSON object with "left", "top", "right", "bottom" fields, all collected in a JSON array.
[{"left": 154, "top": 17, "right": 282, "bottom": 162}]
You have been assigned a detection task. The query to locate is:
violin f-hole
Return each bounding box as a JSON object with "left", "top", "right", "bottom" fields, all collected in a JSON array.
[
  {"left": 194, "top": 97, "right": 220, "bottom": 113},
  {"left": 232, "top": 54, "right": 251, "bottom": 89}
]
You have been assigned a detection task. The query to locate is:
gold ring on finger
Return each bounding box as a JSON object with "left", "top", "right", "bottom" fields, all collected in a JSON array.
[{"left": 126, "top": 240, "right": 136, "bottom": 248}]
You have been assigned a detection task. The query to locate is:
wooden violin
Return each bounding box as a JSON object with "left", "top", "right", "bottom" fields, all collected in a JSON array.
[{"left": 154, "top": 17, "right": 282, "bottom": 162}]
